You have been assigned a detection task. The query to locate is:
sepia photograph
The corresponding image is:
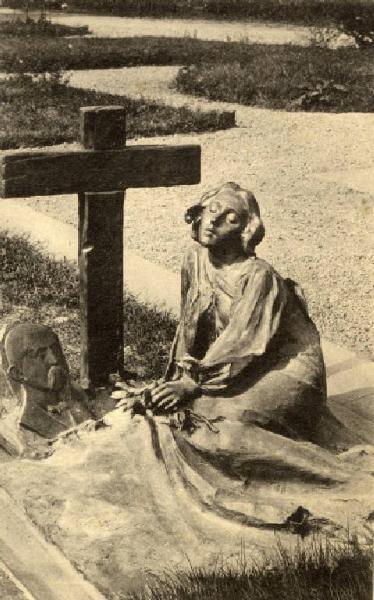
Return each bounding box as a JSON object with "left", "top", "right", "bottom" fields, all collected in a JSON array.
[{"left": 0, "top": 0, "right": 373, "bottom": 598}]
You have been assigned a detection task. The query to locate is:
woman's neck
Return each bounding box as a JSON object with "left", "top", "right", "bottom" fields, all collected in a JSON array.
[{"left": 208, "top": 244, "right": 247, "bottom": 268}]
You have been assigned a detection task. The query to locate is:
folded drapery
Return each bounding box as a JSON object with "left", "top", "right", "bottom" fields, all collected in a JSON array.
[
  {"left": 167, "top": 247, "right": 327, "bottom": 439},
  {"left": 0, "top": 392, "right": 372, "bottom": 597}
]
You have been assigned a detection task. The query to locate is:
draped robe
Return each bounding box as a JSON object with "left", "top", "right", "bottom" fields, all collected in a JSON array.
[{"left": 167, "top": 245, "right": 327, "bottom": 442}]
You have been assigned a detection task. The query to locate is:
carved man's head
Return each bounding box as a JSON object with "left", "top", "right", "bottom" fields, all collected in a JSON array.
[
  {"left": 185, "top": 182, "right": 265, "bottom": 254},
  {"left": 2, "top": 323, "right": 69, "bottom": 397}
]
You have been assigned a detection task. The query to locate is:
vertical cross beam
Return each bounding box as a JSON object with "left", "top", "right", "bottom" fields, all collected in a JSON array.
[
  {"left": 0, "top": 105, "right": 201, "bottom": 389},
  {"left": 78, "top": 106, "right": 125, "bottom": 389}
]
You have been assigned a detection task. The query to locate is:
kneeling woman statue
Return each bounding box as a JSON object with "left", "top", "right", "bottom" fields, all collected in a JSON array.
[
  {"left": 114, "top": 182, "right": 370, "bottom": 503},
  {"left": 151, "top": 182, "right": 326, "bottom": 442}
]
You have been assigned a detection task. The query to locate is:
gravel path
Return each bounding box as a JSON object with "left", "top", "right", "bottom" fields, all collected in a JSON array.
[
  {"left": 25, "top": 68, "right": 374, "bottom": 358},
  {"left": 1, "top": 8, "right": 352, "bottom": 47},
  {"left": 68, "top": 65, "right": 252, "bottom": 120},
  {"left": 12, "top": 10, "right": 312, "bottom": 45}
]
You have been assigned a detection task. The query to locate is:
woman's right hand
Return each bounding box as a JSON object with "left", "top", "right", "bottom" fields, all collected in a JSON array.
[
  {"left": 111, "top": 378, "right": 163, "bottom": 404},
  {"left": 150, "top": 375, "right": 200, "bottom": 412}
]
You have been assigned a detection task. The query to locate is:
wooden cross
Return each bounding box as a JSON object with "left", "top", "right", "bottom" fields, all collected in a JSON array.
[{"left": 0, "top": 106, "right": 201, "bottom": 389}]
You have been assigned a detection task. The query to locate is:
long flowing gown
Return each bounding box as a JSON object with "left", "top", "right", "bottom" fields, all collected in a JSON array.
[
  {"left": 0, "top": 246, "right": 372, "bottom": 596},
  {"left": 160, "top": 243, "right": 372, "bottom": 490},
  {"left": 167, "top": 245, "right": 327, "bottom": 442}
]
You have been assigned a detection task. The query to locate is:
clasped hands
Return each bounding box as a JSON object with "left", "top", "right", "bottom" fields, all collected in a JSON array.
[
  {"left": 149, "top": 374, "right": 200, "bottom": 412},
  {"left": 112, "top": 373, "right": 200, "bottom": 413}
]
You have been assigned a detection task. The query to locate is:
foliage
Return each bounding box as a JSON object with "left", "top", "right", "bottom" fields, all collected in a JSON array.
[
  {"left": 0, "top": 73, "right": 234, "bottom": 150},
  {"left": 0, "top": 231, "right": 176, "bottom": 381},
  {"left": 336, "top": 5, "right": 374, "bottom": 47},
  {"left": 127, "top": 536, "right": 372, "bottom": 600},
  {"left": 174, "top": 45, "right": 374, "bottom": 112},
  {"left": 290, "top": 79, "right": 349, "bottom": 110},
  {"left": 0, "top": 16, "right": 88, "bottom": 37}
]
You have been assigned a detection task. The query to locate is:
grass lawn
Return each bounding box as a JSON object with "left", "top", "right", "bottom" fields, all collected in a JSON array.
[
  {"left": 174, "top": 45, "right": 374, "bottom": 112},
  {"left": 0, "top": 230, "right": 176, "bottom": 382},
  {"left": 127, "top": 537, "right": 372, "bottom": 600},
  {"left": 0, "top": 36, "right": 285, "bottom": 72},
  {"left": 0, "top": 16, "right": 89, "bottom": 37},
  {"left": 0, "top": 73, "right": 234, "bottom": 149},
  {"left": 1, "top": 36, "right": 373, "bottom": 112}
]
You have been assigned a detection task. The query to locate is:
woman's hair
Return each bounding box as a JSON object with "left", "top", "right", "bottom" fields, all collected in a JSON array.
[{"left": 185, "top": 182, "right": 265, "bottom": 254}]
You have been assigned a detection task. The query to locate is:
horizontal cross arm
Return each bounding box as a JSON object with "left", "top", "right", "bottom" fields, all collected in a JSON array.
[{"left": 0, "top": 144, "right": 201, "bottom": 198}]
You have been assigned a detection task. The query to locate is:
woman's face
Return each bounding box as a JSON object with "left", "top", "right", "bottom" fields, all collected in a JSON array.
[{"left": 198, "top": 195, "right": 246, "bottom": 248}]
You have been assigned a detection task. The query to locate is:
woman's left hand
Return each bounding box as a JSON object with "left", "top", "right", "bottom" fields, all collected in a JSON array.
[{"left": 150, "top": 375, "right": 200, "bottom": 412}]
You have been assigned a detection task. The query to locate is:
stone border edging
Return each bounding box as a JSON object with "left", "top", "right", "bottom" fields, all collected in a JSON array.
[{"left": 0, "top": 487, "right": 106, "bottom": 600}]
